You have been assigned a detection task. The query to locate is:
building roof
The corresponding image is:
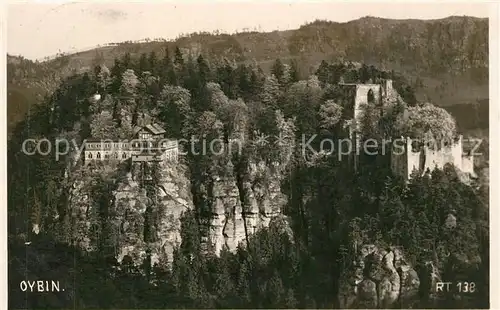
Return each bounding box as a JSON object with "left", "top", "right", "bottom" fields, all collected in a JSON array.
[
  {"left": 135, "top": 123, "right": 166, "bottom": 135},
  {"left": 148, "top": 123, "right": 166, "bottom": 135},
  {"left": 133, "top": 126, "right": 142, "bottom": 135}
]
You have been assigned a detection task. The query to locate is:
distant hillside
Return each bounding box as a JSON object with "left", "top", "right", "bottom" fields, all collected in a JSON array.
[{"left": 7, "top": 15, "right": 488, "bottom": 133}]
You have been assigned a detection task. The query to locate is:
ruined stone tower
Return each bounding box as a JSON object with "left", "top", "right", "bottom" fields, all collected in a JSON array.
[{"left": 338, "top": 79, "right": 475, "bottom": 180}]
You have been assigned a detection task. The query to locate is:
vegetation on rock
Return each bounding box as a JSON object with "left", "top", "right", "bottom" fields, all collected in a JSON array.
[{"left": 8, "top": 36, "right": 488, "bottom": 309}]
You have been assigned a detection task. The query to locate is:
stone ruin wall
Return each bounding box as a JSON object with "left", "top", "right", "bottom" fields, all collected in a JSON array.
[
  {"left": 391, "top": 136, "right": 475, "bottom": 180},
  {"left": 348, "top": 79, "right": 475, "bottom": 180},
  {"left": 353, "top": 84, "right": 382, "bottom": 121}
]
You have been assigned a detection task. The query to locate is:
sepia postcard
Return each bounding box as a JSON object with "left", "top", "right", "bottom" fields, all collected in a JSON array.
[{"left": 4, "top": 1, "right": 497, "bottom": 309}]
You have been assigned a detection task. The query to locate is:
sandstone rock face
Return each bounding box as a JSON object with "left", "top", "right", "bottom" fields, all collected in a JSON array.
[
  {"left": 112, "top": 177, "right": 149, "bottom": 265},
  {"left": 421, "top": 260, "right": 442, "bottom": 302},
  {"left": 207, "top": 160, "right": 287, "bottom": 255},
  {"left": 117, "top": 160, "right": 194, "bottom": 266},
  {"left": 65, "top": 154, "right": 290, "bottom": 266},
  {"left": 66, "top": 177, "right": 99, "bottom": 252},
  {"left": 210, "top": 173, "right": 245, "bottom": 253},
  {"left": 338, "top": 244, "right": 420, "bottom": 308},
  {"left": 150, "top": 160, "right": 193, "bottom": 265},
  {"left": 65, "top": 158, "right": 194, "bottom": 267}
]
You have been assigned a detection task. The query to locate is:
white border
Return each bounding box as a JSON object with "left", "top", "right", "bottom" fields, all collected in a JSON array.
[
  {"left": 489, "top": 2, "right": 499, "bottom": 309},
  {"left": 2, "top": 1, "right": 498, "bottom": 309},
  {"left": 1, "top": 2, "right": 7, "bottom": 310}
]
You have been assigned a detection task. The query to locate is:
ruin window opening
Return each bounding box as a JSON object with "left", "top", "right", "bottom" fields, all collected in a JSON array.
[
  {"left": 367, "top": 89, "right": 375, "bottom": 105},
  {"left": 419, "top": 149, "right": 426, "bottom": 171}
]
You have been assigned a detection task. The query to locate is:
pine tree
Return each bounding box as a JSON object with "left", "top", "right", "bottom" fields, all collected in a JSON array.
[
  {"left": 266, "top": 271, "right": 285, "bottom": 307},
  {"left": 197, "top": 54, "right": 210, "bottom": 86},
  {"left": 121, "top": 52, "right": 132, "bottom": 69},
  {"left": 174, "top": 46, "right": 184, "bottom": 73},
  {"left": 90, "top": 110, "right": 118, "bottom": 139},
  {"left": 158, "top": 84, "right": 192, "bottom": 137},
  {"left": 316, "top": 60, "right": 330, "bottom": 85},
  {"left": 289, "top": 59, "right": 300, "bottom": 83},
  {"left": 138, "top": 53, "right": 149, "bottom": 73},
  {"left": 260, "top": 74, "right": 280, "bottom": 107},
  {"left": 271, "top": 58, "right": 285, "bottom": 84},
  {"left": 148, "top": 51, "right": 158, "bottom": 75},
  {"left": 213, "top": 249, "right": 236, "bottom": 305},
  {"left": 97, "top": 65, "right": 112, "bottom": 94},
  {"left": 110, "top": 58, "right": 124, "bottom": 94},
  {"left": 237, "top": 64, "right": 251, "bottom": 100}
]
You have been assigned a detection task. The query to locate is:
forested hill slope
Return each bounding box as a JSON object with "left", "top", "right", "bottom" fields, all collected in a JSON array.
[
  {"left": 7, "top": 42, "right": 489, "bottom": 310},
  {"left": 8, "top": 16, "right": 488, "bottom": 133}
]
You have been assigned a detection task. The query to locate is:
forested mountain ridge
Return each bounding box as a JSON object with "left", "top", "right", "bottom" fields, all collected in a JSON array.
[
  {"left": 8, "top": 16, "right": 488, "bottom": 133},
  {"left": 9, "top": 46, "right": 489, "bottom": 308}
]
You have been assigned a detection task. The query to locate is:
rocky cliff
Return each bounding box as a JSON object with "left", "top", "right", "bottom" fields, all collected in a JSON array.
[
  {"left": 63, "top": 158, "right": 194, "bottom": 267},
  {"left": 62, "top": 154, "right": 289, "bottom": 266},
  {"left": 338, "top": 244, "right": 420, "bottom": 308},
  {"left": 207, "top": 160, "right": 287, "bottom": 254}
]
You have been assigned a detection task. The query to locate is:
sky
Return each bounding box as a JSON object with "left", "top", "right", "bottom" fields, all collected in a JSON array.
[{"left": 7, "top": 1, "right": 492, "bottom": 60}]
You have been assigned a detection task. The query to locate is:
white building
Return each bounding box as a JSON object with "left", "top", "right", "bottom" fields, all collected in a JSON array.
[{"left": 83, "top": 123, "right": 179, "bottom": 164}]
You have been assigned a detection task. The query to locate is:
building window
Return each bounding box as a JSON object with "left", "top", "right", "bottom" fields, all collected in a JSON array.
[
  {"left": 97, "top": 152, "right": 101, "bottom": 159},
  {"left": 105, "top": 154, "right": 109, "bottom": 159},
  {"left": 113, "top": 152, "right": 118, "bottom": 159},
  {"left": 122, "top": 153, "right": 127, "bottom": 159},
  {"left": 367, "top": 89, "right": 375, "bottom": 104},
  {"left": 88, "top": 153, "right": 92, "bottom": 159}
]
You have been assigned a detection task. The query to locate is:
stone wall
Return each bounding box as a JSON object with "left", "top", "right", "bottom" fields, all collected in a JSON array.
[
  {"left": 353, "top": 84, "right": 382, "bottom": 121},
  {"left": 391, "top": 136, "right": 475, "bottom": 180},
  {"left": 390, "top": 139, "right": 409, "bottom": 180},
  {"left": 462, "top": 154, "right": 475, "bottom": 176},
  {"left": 340, "top": 80, "right": 399, "bottom": 172}
]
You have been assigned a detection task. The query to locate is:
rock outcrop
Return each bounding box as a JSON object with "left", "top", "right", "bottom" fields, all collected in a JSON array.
[
  {"left": 64, "top": 153, "right": 290, "bottom": 266},
  {"left": 338, "top": 244, "right": 420, "bottom": 308},
  {"left": 114, "top": 160, "right": 194, "bottom": 266},
  {"left": 207, "top": 160, "right": 288, "bottom": 254},
  {"left": 64, "top": 158, "right": 194, "bottom": 267}
]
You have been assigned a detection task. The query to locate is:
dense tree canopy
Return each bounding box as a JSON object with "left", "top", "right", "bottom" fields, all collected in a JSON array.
[
  {"left": 395, "top": 103, "right": 458, "bottom": 146},
  {"left": 7, "top": 49, "right": 487, "bottom": 309}
]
